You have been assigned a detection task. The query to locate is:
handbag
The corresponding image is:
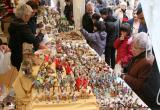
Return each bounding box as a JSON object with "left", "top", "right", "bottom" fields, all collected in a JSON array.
[{"left": 0, "top": 51, "right": 11, "bottom": 74}]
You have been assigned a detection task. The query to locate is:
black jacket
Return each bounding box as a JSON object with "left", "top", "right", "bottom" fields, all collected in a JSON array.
[
  {"left": 104, "top": 16, "right": 119, "bottom": 47},
  {"left": 82, "top": 13, "right": 94, "bottom": 33},
  {"left": 64, "top": 4, "right": 74, "bottom": 25},
  {"left": 8, "top": 17, "right": 39, "bottom": 70}
]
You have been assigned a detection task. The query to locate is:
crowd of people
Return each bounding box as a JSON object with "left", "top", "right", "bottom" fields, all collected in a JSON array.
[{"left": 0, "top": 0, "right": 160, "bottom": 109}]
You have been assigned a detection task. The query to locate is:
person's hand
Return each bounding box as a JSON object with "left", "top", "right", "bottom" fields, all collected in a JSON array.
[
  {"left": 39, "top": 43, "right": 48, "bottom": 49},
  {"left": 120, "top": 74, "right": 126, "bottom": 80},
  {"left": 79, "top": 28, "right": 83, "bottom": 32},
  {"left": 117, "top": 60, "right": 121, "bottom": 64},
  {"left": 0, "top": 45, "right": 10, "bottom": 53}
]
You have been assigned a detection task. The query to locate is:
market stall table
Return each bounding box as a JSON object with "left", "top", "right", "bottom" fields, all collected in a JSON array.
[{"left": 11, "top": 6, "right": 150, "bottom": 109}]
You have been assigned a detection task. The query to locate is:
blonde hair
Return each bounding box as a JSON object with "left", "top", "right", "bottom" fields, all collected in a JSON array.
[{"left": 15, "top": 4, "right": 33, "bottom": 19}]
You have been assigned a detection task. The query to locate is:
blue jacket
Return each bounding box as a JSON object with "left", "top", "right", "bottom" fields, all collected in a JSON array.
[
  {"left": 80, "top": 29, "right": 107, "bottom": 56},
  {"left": 128, "top": 18, "right": 148, "bottom": 33}
]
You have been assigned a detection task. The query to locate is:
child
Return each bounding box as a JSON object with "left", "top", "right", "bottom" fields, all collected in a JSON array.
[
  {"left": 80, "top": 21, "right": 107, "bottom": 56},
  {"left": 114, "top": 23, "right": 133, "bottom": 72},
  {"left": 92, "top": 13, "right": 103, "bottom": 24}
]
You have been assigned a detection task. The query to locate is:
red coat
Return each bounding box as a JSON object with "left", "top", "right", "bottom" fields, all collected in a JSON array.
[{"left": 114, "top": 37, "right": 133, "bottom": 67}]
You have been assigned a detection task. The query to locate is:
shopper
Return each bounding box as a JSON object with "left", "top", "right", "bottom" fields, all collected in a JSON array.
[
  {"left": 26, "top": 0, "right": 39, "bottom": 35},
  {"left": 64, "top": 0, "right": 74, "bottom": 25},
  {"left": 92, "top": 13, "right": 103, "bottom": 24},
  {"left": 136, "top": 3, "right": 148, "bottom": 33},
  {"left": 80, "top": 21, "right": 107, "bottom": 56},
  {"left": 8, "top": 4, "right": 46, "bottom": 70},
  {"left": 82, "top": 2, "right": 95, "bottom": 33},
  {"left": 27, "top": 0, "right": 44, "bottom": 44},
  {"left": 128, "top": 10, "right": 141, "bottom": 36},
  {"left": 121, "top": 32, "right": 153, "bottom": 92},
  {"left": 95, "top": 0, "right": 107, "bottom": 13},
  {"left": 121, "top": 32, "right": 160, "bottom": 109},
  {"left": 100, "top": 7, "right": 119, "bottom": 68},
  {"left": 115, "top": 2, "right": 129, "bottom": 23},
  {"left": 114, "top": 23, "right": 133, "bottom": 72}
]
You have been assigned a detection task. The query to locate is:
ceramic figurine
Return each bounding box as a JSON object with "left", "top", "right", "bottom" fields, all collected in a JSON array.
[
  {"left": 72, "top": 92, "right": 77, "bottom": 102},
  {"left": 43, "top": 78, "right": 51, "bottom": 101},
  {"left": 61, "top": 89, "right": 68, "bottom": 101},
  {"left": 56, "top": 94, "right": 60, "bottom": 103}
]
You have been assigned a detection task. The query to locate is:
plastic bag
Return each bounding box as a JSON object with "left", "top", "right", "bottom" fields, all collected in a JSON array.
[
  {"left": 113, "top": 63, "right": 123, "bottom": 77},
  {"left": 0, "top": 51, "right": 11, "bottom": 74}
]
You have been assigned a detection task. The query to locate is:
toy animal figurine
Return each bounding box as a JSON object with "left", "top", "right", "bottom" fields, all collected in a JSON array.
[
  {"left": 72, "top": 92, "right": 77, "bottom": 102},
  {"left": 55, "top": 93, "right": 60, "bottom": 103},
  {"left": 69, "top": 77, "right": 75, "bottom": 94},
  {"left": 61, "top": 89, "right": 68, "bottom": 101}
]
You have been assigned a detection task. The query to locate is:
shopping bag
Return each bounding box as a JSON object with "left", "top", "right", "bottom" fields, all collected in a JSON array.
[
  {"left": 113, "top": 63, "right": 123, "bottom": 77},
  {"left": 0, "top": 51, "right": 11, "bottom": 74}
]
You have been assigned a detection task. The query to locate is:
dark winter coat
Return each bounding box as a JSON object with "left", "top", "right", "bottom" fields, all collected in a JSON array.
[
  {"left": 104, "top": 16, "right": 119, "bottom": 47},
  {"left": 64, "top": 4, "right": 74, "bottom": 25},
  {"left": 124, "top": 51, "right": 154, "bottom": 93},
  {"left": 82, "top": 13, "right": 94, "bottom": 33},
  {"left": 8, "top": 17, "right": 39, "bottom": 70},
  {"left": 80, "top": 29, "right": 107, "bottom": 56}
]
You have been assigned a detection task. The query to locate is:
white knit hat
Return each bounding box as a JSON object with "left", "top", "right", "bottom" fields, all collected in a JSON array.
[{"left": 133, "top": 32, "right": 152, "bottom": 59}]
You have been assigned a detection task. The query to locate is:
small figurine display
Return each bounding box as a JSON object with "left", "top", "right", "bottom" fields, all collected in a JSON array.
[
  {"left": 57, "top": 31, "right": 83, "bottom": 41},
  {"left": 57, "top": 17, "right": 75, "bottom": 32},
  {"left": 14, "top": 9, "right": 150, "bottom": 109}
]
